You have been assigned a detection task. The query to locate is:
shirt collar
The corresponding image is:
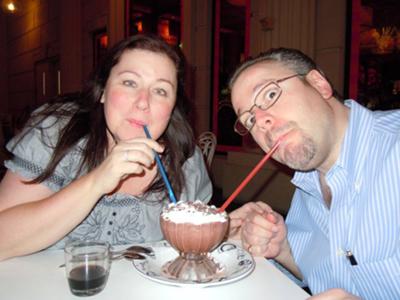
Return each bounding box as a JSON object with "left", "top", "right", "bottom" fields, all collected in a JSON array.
[{"left": 292, "top": 100, "right": 375, "bottom": 194}]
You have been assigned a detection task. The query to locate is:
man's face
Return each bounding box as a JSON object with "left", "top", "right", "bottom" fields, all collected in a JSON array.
[{"left": 231, "top": 62, "right": 335, "bottom": 171}]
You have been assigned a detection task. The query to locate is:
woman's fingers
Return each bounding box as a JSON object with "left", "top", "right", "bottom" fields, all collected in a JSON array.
[
  {"left": 90, "top": 138, "right": 166, "bottom": 194},
  {"left": 121, "top": 148, "right": 154, "bottom": 167},
  {"left": 116, "top": 139, "right": 164, "bottom": 168},
  {"left": 123, "top": 138, "right": 164, "bottom": 153}
]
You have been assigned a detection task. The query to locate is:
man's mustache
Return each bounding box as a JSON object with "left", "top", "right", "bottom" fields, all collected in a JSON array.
[{"left": 265, "top": 123, "right": 295, "bottom": 147}]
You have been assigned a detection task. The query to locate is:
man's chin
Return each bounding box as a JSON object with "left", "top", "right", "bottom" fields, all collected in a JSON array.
[{"left": 283, "top": 154, "right": 315, "bottom": 171}]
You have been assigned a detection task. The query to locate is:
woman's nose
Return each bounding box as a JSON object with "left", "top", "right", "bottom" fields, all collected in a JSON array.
[{"left": 134, "top": 89, "right": 150, "bottom": 110}]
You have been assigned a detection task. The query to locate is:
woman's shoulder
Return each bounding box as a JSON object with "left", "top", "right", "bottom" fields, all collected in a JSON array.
[
  {"left": 13, "top": 102, "right": 77, "bottom": 145},
  {"left": 4, "top": 102, "right": 85, "bottom": 190},
  {"left": 180, "top": 146, "right": 209, "bottom": 175},
  {"left": 179, "top": 146, "right": 212, "bottom": 203},
  {"left": 31, "top": 102, "right": 78, "bottom": 128},
  {"left": 183, "top": 146, "right": 204, "bottom": 165}
]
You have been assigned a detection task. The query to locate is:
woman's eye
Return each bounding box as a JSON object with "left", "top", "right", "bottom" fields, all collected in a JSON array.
[
  {"left": 122, "top": 80, "right": 137, "bottom": 87},
  {"left": 154, "top": 88, "right": 168, "bottom": 97}
]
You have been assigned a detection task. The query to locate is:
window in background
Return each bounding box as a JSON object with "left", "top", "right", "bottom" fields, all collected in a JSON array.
[
  {"left": 347, "top": 0, "right": 400, "bottom": 110},
  {"left": 34, "top": 57, "right": 60, "bottom": 105},
  {"left": 212, "top": 0, "right": 250, "bottom": 151},
  {"left": 93, "top": 28, "right": 108, "bottom": 68},
  {"left": 126, "top": 0, "right": 181, "bottom": 46}
]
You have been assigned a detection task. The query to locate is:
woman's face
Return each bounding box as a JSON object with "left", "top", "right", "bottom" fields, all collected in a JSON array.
[{"left": 101, "top": 49, "right": 177, "bottom": 143}]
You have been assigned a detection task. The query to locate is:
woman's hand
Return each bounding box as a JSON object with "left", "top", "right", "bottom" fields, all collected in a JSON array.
[{"left": 89, "top": 138, "right": 164, "bottom": 195}]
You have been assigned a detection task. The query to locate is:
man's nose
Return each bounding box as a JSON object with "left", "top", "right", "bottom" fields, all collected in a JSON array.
[{"left": 254, "top": 108, "right": 274, "bottom": 133}]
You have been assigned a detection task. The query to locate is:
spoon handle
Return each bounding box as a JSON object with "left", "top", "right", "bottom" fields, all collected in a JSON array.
[{"left": 112, "top": 246, "right": 153, "bottom": 256}]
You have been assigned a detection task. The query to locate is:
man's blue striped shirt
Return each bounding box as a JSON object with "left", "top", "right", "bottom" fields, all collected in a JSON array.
[{"left": 286, "top": 100, "right": 400, "bottom": 299}]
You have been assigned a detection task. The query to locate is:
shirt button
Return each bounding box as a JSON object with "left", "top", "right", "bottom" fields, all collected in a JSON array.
[
  {"left": 109, "top": 221, "right": 113, "bottom": 225},
  {"left": 112, "top": 212, "right": 117, "bottom": 216},
  {"left": 354, "top": 181, "right": 361, "bottom": 192},
  {"left": 336, "top": 248, "right": 345, "bottom": 256},
  {"left": 107, "top": 231, "right": 111, "bottom": 235}
]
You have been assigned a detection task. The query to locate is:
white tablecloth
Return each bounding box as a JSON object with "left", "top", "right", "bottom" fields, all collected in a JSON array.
[{"left": 0, "top": 248, "right": 309, "bottom": 300}]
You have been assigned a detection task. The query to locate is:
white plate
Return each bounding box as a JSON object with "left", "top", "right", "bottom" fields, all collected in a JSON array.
[{"left": 132, "top": 241, "right": 254, "bottom": 287}]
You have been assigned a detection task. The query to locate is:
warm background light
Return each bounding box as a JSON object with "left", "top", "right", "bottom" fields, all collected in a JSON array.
[
  {"left": 2, "top": 0, "right": 18, "bottom": 14},
  {"left": 6, "top": 2, "right": 15, "bottom": 12}
]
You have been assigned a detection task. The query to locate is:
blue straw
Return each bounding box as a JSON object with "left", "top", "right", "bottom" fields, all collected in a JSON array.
[{"left": 143, "top": 125, "right": 177, "bottom": 204}]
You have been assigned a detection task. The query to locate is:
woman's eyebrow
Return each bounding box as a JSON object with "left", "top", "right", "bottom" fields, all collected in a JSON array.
[
  {"left": 116, "top": 71, "right": 176, "bottom": 89},
  {"left": 157, "top": 78, "right": 175, "bottom": 89},
  {"left": 116, "top": 70, "right": 140, "bottom": 77}
]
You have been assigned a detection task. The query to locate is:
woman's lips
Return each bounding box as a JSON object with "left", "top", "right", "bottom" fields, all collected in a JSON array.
[{"left": 128, "top": 119, "right": 146, "bottom": 128}]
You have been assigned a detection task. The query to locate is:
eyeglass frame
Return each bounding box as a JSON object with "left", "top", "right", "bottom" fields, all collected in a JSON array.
[{"left": 233, "top": 73, "right": 305, "bottom": 136}]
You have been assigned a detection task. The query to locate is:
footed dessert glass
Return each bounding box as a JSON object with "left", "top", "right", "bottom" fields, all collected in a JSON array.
[{"left": 160, "top": 201, "right": 229, "bottom": 282}]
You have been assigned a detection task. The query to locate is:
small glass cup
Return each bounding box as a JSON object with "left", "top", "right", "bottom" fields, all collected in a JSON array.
[{"left": 64, "top": 240, "right": 111, "bottom": 297}]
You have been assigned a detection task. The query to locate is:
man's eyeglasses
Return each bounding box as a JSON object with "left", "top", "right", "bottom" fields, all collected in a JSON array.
[{"left": 233, "top": 73, "right": 304, "bottom": 136}]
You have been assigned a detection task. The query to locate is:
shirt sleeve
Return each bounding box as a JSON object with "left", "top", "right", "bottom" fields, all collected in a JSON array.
[
  {"left": 179, "top": 146, "right": 213, "bottom": 204},
  {"left": 4, "top": 114, "right": 77, "bottom": 191}
]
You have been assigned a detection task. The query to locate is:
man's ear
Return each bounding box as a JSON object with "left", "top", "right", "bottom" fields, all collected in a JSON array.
[{"left": 305, "top": 69, "right": 333, "bottom": 99}]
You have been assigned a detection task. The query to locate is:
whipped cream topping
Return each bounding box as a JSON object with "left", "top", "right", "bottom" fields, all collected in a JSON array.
[{"left": 161, "top": 200, "right": 228, "bottom": 224}]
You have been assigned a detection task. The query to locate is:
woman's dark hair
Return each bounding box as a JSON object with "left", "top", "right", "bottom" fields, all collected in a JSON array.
[
  {"left": 229, "top": 47, "right": 342, "bottom": 101},
  {"left": 24, "top": 34, "right": 195, "bottom": 197}
]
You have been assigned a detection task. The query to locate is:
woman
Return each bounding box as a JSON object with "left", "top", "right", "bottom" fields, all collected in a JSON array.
[{"left": 0, "top": 34, "right": 212, "bottom": 260}]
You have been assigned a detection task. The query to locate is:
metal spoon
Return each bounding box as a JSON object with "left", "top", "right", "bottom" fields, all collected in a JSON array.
[
  {"left": 59, "top": 245, "right": 150, "bottom": 267},
  {"left": 111, "top": 245, "right": 153, "bottom": 257},
  {"left": 112, "top": 252, "right": 146, "bottom": 261}
]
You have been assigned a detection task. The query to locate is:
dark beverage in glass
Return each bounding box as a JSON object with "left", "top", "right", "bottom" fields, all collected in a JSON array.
[
  {"left": 68, "top": 265, "right": 109, "bottom": 296},
  {"left": 64, "top": 240, "right": 111, "bottom": 297}
]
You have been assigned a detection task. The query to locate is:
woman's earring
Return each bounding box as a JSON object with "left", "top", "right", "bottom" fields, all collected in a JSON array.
[{"left": 100, "top": 94, "right": 105, "bottom": 103}]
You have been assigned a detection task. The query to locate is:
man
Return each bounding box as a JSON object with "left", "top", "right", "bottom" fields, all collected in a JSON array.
[{"left": 228, "top": 48, "right": 400, "bottom": 299}]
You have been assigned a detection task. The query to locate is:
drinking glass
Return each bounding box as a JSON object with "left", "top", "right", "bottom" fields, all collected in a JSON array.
[
  {"left": 160, "top": 202, "right": 229, "bottom": 282},
  {"left": 64, "top": 240, "right": 111, "bottom": 297}
]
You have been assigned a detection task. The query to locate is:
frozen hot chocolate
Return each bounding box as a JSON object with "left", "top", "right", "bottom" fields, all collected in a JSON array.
[
  {"left": 160, "top": 200, "right": 229, "bottom": 282},
  {"left": 161, "top": 200, "right": 228, "bottom": 253}
]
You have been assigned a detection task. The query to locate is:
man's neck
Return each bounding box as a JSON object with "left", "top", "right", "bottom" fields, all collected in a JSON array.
[
  {"left": 319, "top": 173, "right": 332, "bottom": 209},
  {"left": 317, "top": 101, "right": 350, "bottom": 174}
]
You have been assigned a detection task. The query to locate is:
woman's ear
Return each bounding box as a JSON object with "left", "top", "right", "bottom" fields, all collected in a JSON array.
[{"left": 305, "top": 69, "right": 333, "bottom": 99}]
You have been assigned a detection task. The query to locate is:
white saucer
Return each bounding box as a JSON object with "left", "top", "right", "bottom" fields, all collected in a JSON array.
[{"left": 132, "top": 240, "right": 255, "bottom": 287}]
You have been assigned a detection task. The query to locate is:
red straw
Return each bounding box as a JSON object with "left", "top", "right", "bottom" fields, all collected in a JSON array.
[{"left": 218, "top": 140, "right": 282, "bottom": 212}]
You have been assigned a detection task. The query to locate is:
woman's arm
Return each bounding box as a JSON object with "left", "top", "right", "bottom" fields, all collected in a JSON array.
[
  {"left": 0, "top": 137, "right": 164, "bottom": 261},
  {"left": 0, "top": 170, "right": 103, "bottom": 260}
]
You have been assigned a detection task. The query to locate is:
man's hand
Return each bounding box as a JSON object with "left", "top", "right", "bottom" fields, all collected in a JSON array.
[
  {"left": 308, "top": 288, "right": 361, "bottom": 300},
  {"left": 228, "top": 201, "right": 268, "bottom": 240},
  {"left": 229, "top": 201, "right": 302, "bottom": 278},
  {"left": 229, "top": 201, "right": 287, "bottom": 258},
  {"left": 241, "top": 207, "right": 287, "bottom": 258}
]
